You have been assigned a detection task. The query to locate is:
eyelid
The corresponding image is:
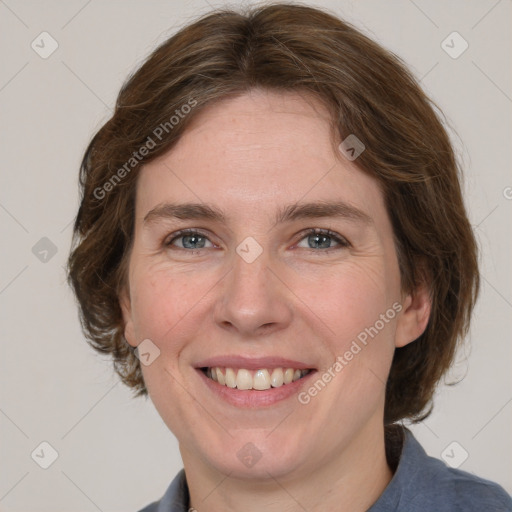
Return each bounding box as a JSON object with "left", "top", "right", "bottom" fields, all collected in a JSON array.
[
  {"left": 164, "top": 227, "right": 351, "bottom": 251},
  {"left": 294, "top": 228, "right": 351, "bottom": 249},
  {"left": 165, "top": 228, "right": 216, "bottom": 248}
]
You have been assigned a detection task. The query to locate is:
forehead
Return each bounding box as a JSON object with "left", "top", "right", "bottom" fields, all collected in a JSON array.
[{"left": 136, "top": 89, "right": 385, "bottom": 224}]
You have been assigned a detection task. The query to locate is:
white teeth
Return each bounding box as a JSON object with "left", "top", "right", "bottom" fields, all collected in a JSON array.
[
  {"left": 216, "top": 367, "right": 225, "bottom": 385},
  {"left": 236, "top": 369, "right": 252, "bottom": 390},
  {"left": 253, "top": 369, "right": 271, "bottom": 390},
  {"left": 205, "top": 367, "right": 311, "bottom": 390},
  {"left": 225, "top": 367, "right": 237, "bottom": 388},
  {"left": 284, "top": 368, "right": 294, "bottom": 384},
  {"left": 270, "top": 368, "right": 284, "bottom": 387}
]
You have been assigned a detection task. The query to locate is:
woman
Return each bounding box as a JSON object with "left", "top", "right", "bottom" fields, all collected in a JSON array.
[{"left": 67, "top": 3, "right": 512, "bottom": 511}]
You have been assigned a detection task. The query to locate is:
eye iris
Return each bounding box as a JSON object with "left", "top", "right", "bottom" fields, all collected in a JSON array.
[
  {"left": 309, "top": 233, "right": 331, "bottom": 249},
  {"left": 182, "top": 234, "right": 205, "bottom": 249},
  {"left": 175, "top": 232, "right": 340, "bottom": 250}
]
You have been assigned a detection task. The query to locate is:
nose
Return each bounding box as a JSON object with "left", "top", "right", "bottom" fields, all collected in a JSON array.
[{"left": 213, "top": 247, "right": 293, "bottom": 338}]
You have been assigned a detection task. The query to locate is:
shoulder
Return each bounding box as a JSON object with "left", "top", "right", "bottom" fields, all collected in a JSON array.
[
  {"left": 137, "top": 502, "right": 158, "bottom": 512},
  {"left": 405, "top": 462, "right": 512, "bottom": 511},
  {"left": 393, "top": 429, "right": 512, "bottom": 511}
]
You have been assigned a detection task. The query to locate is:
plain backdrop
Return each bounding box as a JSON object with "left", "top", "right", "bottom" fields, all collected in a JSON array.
[{"left": 0, "top": 0, "right": 511, "bottom": 510}]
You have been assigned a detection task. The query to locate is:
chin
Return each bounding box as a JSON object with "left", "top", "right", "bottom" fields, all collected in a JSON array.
[{"left": 193, "top": 427, "right": 314, "bottom": 481}]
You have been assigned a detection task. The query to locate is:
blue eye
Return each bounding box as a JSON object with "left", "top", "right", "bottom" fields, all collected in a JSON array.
[
  {"left": 296, "top": 229, "right": 350, "bottom": 250},
  {"left": 166, "top": 230, "right": 214, "bottom": 250},
  {"left": 165, "top": 228, "right": 350, "bottom": 252}
]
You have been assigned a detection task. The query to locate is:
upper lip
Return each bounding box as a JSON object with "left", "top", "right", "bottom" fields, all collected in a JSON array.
[{"left": 195, "top": 355, "right": 315, "bottom": 370}]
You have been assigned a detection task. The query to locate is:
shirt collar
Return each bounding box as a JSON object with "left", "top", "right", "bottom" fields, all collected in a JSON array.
[{"left": 155, "top": 425, "right": 424, "bottom": 512}]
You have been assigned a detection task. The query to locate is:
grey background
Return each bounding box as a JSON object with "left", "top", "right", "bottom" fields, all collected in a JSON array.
[{"left": 0, "top": 0, "right": 510, "bottom": 510}]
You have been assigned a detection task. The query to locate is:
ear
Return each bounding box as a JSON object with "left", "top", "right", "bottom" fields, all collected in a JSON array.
[
  {"left": 395, "top": 281, "right": 431, "bottom": 348},
  {"left": 119, "top": 287, "right": 137, "bottom": 348}
]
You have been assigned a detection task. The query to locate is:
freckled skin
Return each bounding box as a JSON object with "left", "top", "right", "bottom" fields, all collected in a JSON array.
[{"left": 121, "top": 89, "right": 431, "bottom": 511}]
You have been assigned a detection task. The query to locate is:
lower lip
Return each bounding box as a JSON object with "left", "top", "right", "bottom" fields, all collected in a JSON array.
[{"left": 196, "top": 368, "right": 317, "bottom": 408}]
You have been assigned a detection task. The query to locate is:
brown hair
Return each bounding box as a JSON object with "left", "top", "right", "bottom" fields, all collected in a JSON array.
[{"left": 67, "top": 2, "right": 479, "bottom": 424}]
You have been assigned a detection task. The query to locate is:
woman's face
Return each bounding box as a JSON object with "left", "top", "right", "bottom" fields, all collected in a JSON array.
[{"left": 121, "top": 89, "right": 428, "bottom": 480}]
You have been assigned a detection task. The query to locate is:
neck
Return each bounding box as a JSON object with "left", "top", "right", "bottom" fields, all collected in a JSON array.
[{"left": 181, "top": 418, "right": 394, "bottom": 512}]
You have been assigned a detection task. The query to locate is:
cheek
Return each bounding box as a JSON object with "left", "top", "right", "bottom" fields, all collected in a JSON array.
[
  {"left": 299, "top": 258, "right": 401, "bottom": 408},
  {"left": 307, "top": 263, "right": 399, "bottom": 405},
  {"left": 127, "top": 266, "right": 203, "bottom": 405},
  {"left": 129, "top": 270, "right": 172, "bottom": 342},
  {"left": 128, "top": 263, "right": 220, "bottom": 347},
  {"left": 297, "top": 259, "right": 398, "bottom": 344}
]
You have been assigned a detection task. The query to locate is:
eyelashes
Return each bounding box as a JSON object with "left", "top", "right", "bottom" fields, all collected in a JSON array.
[
  {"left": 164, "top": 227, "right": 351, "bottom": 253},
  {"left": 295, "top": 228, "right": 350, "bottom": 251},
  {"left": 165, "top": 229, "right": 214, "bottom": 250}
]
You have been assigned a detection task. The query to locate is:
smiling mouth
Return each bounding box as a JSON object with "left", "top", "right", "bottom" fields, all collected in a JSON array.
[{"left": 200, "top": 367, "right": 314, "bottom": 391}]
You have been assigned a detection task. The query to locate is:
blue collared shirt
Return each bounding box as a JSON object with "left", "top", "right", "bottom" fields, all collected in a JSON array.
[{"left": 138, "top": 428, "right": 512, "bottom": 511}]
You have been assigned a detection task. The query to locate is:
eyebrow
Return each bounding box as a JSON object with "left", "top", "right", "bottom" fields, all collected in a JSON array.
[{"left": 143, "top": 200, "right": 373, "bottom": 227}]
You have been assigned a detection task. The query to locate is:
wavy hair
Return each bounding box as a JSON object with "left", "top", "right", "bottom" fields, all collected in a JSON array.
[{"left": 67, "top": 3, "right": 479, "bottom": 423}]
